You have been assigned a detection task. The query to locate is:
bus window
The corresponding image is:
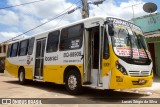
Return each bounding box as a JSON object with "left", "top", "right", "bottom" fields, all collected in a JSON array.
[
  {"left": 28, "top": 37, "right": 35, "bottom": 55},
  {"left": 60, "top": 24, "right": 83, "bottom": 51},
  {"left": 46, "top": 30, "right": 60, "bottom": 53},
  {"left": 19, "top": 39, "right": 29, "bottom": 56},
  {"left": 36, "top": 41, "right": 41, "bottom": 57},
  {"left": 7, "top": 44, "right": 12, "bottom": 57},
  {"left": 103, "top": 30, "right": 109, "bottom": 59},
  {"left": 10, "top": 42, "right": 19, "bottom": 57}
]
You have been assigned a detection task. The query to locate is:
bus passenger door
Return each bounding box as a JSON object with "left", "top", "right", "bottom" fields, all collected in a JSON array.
[
  {"left": 34, "top": 38, "right": 46, "bottom": 80},
  {"left": 84, "top": 26, "right": 102, "bottom": 86}
]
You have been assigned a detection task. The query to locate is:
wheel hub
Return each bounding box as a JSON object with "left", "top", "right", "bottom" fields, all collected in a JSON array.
[
  {"left": 68, "top": 75, "right": 77, "bottom": 90},
  {"left": 20, "top": 72, "right": 23, "bottom": 82}
]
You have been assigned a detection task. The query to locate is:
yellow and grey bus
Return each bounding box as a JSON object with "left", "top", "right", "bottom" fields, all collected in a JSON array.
[{"left": 5, "top": 16, "right": 153, "bottom": 94}]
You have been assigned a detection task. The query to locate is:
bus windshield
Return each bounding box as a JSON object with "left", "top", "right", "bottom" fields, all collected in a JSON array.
[
  {"left": 106, "top": 17, "right": 150, "bottom": 60},
  {"left": 111, "top": 27, "right": 149, "bottom": 59}
]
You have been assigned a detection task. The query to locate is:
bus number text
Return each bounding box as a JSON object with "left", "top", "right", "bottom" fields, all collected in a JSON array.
[{"left": 63, "top": 51, "right": 82, "bottom": 57}]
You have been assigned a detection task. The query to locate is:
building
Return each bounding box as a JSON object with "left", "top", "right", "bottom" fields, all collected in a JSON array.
[
  {"left": 0, "top": 43, "right": 8, "bottom": 73},
  {"left": 132, "top": 12, "right": 160, "bottom": 76}
]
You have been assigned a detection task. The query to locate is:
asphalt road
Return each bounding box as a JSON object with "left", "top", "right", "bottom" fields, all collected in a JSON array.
[{"left": 0, "top": 73, "right": 160, "bottom": 107}]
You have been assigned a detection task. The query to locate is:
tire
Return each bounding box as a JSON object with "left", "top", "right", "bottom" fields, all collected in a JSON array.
[
  {"left": 65, "top": 69, "right": 82, "bottom": 95},
  {"left": 18, "top": 68, "right": 26, "bottom": 85},
  {"left": 0, "top": 68, "right": 4, "bottom": 73},
  {"left": 105, "top": 89, "right": 114, "bottom": 92}
]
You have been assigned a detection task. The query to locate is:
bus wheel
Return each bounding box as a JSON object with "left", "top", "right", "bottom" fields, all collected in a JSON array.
[
  {"left": 18, "top": 68, "right": 26, "bottom": 85},
  {"left": 65, "top": 69, "right": 82, "bottom": 95}
]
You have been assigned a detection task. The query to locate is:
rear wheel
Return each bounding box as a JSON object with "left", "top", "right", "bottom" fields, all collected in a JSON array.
[
  {"left": 18, "top": 68, "right": 26, "bottom": 85},
  {"left": 65, "top": 69, "right": 82, "bottom": 95}
]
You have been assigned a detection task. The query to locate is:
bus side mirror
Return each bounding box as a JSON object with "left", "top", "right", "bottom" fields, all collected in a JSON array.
[{"left": 108, "top": 23, "right": 114, "bottom": 36}]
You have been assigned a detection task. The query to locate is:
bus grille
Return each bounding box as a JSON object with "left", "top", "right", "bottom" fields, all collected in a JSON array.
[{"left": 128, "top": 71, "right": 150, "bottom": 76}]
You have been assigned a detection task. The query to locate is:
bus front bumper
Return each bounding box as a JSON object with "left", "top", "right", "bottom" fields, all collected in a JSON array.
[{"left": 109, "top": 71, "right": 153, "bottom": 89}]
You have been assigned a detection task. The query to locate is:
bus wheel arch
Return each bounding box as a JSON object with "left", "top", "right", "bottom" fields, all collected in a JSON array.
[
  {"left": 18, "top": 66, "right": 26, "bottom": 85},
  {"left": 63, "top": 66, "right": 82, "bottom": 95}
]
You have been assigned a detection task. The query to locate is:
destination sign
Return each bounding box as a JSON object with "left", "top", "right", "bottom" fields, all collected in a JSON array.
[{"left": 106, "top": 17, "right": 142, "bottom": 32}]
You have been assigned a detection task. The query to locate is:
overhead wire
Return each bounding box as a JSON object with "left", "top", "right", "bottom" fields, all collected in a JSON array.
[
  {"left": 0, "top": 0, "right": 47, "bottom": 10},
  {"left": 56, "top": 4, "right": 82, "bottom": 27},
  {"left": 2, "top": 0, "right": 82, "bottom": 43},
  {"left": 55, "top": 0, "right": 82, "bottom": 27}
]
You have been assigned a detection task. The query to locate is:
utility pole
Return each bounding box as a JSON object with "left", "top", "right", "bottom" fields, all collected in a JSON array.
[
  {"left": 81, "top": 0, "right": 89, "bottom": 19},
  {"left": 81, "top": 0, "right": 105, "bottom": 19}
]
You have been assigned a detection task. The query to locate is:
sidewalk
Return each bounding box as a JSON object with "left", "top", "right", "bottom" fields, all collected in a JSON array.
[{"left": 146, "top": 75, "right": 160, "bottom": 90}]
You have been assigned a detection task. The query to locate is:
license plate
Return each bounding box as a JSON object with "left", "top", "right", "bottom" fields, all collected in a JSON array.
[{"left": 138, "top": 79, "right": 146, "bottom": 84}]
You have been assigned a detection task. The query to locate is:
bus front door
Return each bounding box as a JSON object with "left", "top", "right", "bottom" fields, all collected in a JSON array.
[
  {"left": 34, "top": 38, "right": 46, "bottom": 80},
  {"left": 84, "top": 26, "right": 102, "bottom": 87}
]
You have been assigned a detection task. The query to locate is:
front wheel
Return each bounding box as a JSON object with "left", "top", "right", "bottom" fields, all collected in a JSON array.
[
  {"left": 18, "top": 69, "right": 26, "bottom": 85},
  {"left": 65, "top": 69, "right": 82, "bottom": 95}
]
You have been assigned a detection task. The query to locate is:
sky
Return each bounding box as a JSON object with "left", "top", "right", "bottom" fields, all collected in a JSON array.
[{"left": 0, "top": 0, "right": 160, "bottom": 42}]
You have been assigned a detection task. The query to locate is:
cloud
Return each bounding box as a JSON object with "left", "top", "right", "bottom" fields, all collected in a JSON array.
[
  {"left": 18, "top": 14, "right": 40, "bottom": 31},
  {"left": 0, "top": 32, "right": 27, "bottom": 42},
  {"left": 0, "top": 0, "right": 81, "bottom": 42},
  {"left": 0, "top": 10, "right": 19, "bottom": 26},
  {"left": 7, "top": 0, "right": 80, "bottom": 19},
  {"left": 90, "top": 0, "right": 148, "bottom": 20},
  {"left": 30, "top": 18, "right": 71, "bottom": 34},
  {"left": 0, "top": 0, "right": 152, "bottom": 42}
]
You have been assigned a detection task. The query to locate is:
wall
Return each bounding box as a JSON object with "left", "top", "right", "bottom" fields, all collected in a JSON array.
[
  {"left": 154, "top": 42, "right": 160, "bottom": 76},
  {"left": 132, "top": 12, "right": 160, "bottom": 33}
]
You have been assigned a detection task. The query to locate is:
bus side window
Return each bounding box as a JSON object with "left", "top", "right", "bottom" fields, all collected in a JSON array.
[
  {"left": 7, "top": 44, "right": 12, "bottom": 57},
  {"left": 19, "top": 39, "right": 29, "bottom": 56},
  {"left": 46, "top": 30, "right": 60, "bottom": 53},
  {"left": 60, "top": 24, "right": 84, "bottom": 51},
  {"left": 10, "top": 42, "right": 19, "bottom": 57},
  {"left": 103, "top": 30, "right": 109, "bottom": 59},
  {"left": 28, "top": 37, "right": 35, "bottom": 55}
]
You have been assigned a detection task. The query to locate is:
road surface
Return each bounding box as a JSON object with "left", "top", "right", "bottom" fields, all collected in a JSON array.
[{"left": 0, "top": 73, "right": 160, "bottom": 107}]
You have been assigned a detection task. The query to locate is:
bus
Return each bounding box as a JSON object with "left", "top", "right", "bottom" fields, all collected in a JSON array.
[{"left": 5, "top": 16, "right": 153, "bottom": 94}]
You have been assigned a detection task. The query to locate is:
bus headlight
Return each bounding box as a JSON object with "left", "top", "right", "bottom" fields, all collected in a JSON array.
[{"left": 115, "top": 61, "right": 127, "bottom": 75}]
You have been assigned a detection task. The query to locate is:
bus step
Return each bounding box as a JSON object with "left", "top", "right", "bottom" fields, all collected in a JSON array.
[
  {"left": 33, "top": 79, "right": 43, "bottom": 82},
  {"left": 83, "top": 82, "right": 92, "bottom": 85},
  {"left": 34, "top": 76, "right": 43, "bottom": 79}
]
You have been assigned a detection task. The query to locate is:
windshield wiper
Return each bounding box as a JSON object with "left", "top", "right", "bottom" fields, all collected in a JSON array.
[
  {"left": 135, "top": 33, "right": 150, "bottom": 62},
  {"left": 117, "top": 28, "right": 123, "bottom": 47},
  {"left": 126, "top": 29, "right": 133, "bottom": 59}
]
